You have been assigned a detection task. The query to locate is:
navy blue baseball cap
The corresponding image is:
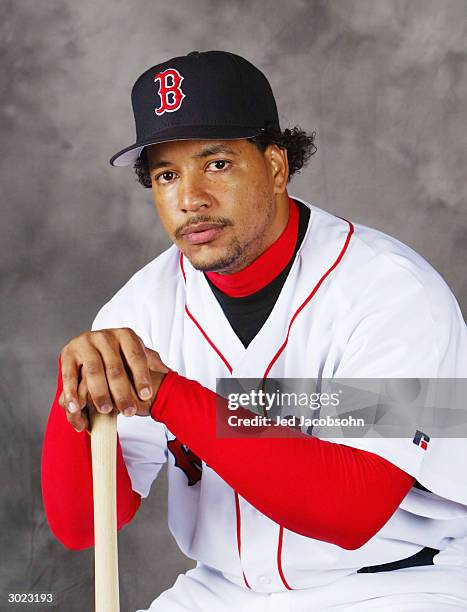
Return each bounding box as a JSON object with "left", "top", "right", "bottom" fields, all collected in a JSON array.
[{"left": 110, "top": 50, "right": 280, "bottom": 166}]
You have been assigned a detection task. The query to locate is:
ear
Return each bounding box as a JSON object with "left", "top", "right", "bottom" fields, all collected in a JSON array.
[{"left": 267, "top": 144, "right": 289, "bottom": 194}]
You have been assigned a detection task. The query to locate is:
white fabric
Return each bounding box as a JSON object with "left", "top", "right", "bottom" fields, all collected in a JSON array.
[
  {"left": 136, "top": 563, "right": 467, "bottom": 611},
  {"left": 92, "top": 198, "right": 467, "bottom": 608}
]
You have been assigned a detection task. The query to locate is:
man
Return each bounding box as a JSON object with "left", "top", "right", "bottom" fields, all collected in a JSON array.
[{"left": 42, "top": 51, "right": 467, "bottom": 611}]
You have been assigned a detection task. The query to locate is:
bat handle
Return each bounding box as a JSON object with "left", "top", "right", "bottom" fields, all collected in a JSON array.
[{"left": 90, "top": 410, "right": 120, "bottom": 612}]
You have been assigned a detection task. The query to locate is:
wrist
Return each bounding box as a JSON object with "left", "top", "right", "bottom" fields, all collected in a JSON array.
[{"left": 151, "top": 370, "right": 169, "bottom": 395}]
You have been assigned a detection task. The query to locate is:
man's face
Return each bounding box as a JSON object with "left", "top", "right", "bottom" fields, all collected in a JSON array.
[{"left": 147, "top": 139, "right": 289, "bottom": 273}]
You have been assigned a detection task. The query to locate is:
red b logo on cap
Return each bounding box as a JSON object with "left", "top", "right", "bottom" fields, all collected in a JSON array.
[{"left": 154, "top": 68, "right": 186, "bottom": 116}]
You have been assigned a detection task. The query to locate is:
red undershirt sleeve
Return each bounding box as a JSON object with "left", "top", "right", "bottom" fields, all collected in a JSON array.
[
  {"left": 152, "top": 371, "right": 415, "bottom": 550},
  {"left": 41, "top": 358, "right": 141, "bottom": 550}
]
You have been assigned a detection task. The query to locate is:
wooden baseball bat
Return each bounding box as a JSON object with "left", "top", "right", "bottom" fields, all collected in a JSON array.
[{"left": 90, "top": 409, "right": 120, "bottom": 612}]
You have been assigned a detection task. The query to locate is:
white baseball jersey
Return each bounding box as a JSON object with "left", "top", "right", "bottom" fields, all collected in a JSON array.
[{"left": 92, "top": 197, "right": 467, "bottom": 610}]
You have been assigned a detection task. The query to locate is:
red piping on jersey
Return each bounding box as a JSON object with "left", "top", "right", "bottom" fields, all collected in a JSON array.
[
  {"left": 234, "top": 492, "right": 251, "bottom": 589},
  {"left": 179, "top": 218, "right": 355, "bottom": 591},
  {"left": 183, "top": 305, "right": 233, "bottom": 374},
  {"left": 277, "top": 526, "right": 292, "bottom": 590},
  {"left": 263, "top": 219, "right": 354, "bottom": 380},
  {"left": 179, "top": 252, "right": 233, "bottom": 374},
  {"left": 269, "top": 217, "right": 354, "bottom": 589},
  {"left": 180, "top": 251, "right": 187, "bottom": 282}
]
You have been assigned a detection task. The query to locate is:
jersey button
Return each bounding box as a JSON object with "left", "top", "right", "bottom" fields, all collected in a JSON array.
[{"left": 259, "top": 576, "right": 271, "bottom": 585}]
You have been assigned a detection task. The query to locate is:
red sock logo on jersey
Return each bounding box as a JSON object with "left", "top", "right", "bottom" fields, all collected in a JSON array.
[
  {"left": 167, "top": 438, "right": 202, "bottom": 486},
  {"left": 154, "top": 68, "right": 186, "bottom": 115}
]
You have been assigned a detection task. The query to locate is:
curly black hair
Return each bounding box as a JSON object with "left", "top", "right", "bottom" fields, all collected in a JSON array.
[{"left": 134, "top": 126, "right": 317, "bottom": 188}]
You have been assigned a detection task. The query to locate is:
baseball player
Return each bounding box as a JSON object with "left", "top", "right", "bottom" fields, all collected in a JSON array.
[{"left": 42, "top": 51, "right": 467, "bottom": 611}]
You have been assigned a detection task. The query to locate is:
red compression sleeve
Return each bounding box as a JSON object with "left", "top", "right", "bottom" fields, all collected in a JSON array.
[
  {"left": 152, "top": 372, "right": 415, "bottom": 550},
  {"left": 41, "top": 358, "right": 141, "bottom": 550}
]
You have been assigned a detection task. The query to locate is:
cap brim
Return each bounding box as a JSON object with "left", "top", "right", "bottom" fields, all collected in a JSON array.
[{"left": 109, "top": 125, "right": 263, "bottom": 166}]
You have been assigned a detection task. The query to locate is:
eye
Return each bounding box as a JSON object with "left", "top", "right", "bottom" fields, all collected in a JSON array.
[
  {"left": 154, "top": 171, "right": 177, "bottom": 184},
  {"left": 206, "top": 159, "right": 231, "bottom": 172}
]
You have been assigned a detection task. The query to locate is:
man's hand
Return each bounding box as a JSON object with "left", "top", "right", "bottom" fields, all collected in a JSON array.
[{"left": 58, "top": 328, "right": 170, "bottom": 432}]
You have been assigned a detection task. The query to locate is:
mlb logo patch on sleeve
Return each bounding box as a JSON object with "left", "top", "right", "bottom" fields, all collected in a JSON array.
[{"left": 413, "top": 430, "right": 430, "bottom": 450}]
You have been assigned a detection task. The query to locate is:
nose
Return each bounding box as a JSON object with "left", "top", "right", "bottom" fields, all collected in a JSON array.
[{"left": 178, "top": 174, "right": 211, "bottom": 213}]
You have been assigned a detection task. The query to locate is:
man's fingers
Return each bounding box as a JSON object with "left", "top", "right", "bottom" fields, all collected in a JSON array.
[
  {"left": 65, "top": 377, "right": 88, "bottom": 432},
  {"left": 60, "top": 349, "right": 80, "bottom": 414},
  {"left": 77, "top": 378, "right": 91, "bottom": 432},
  {"left": 92, "top": 330, "right": 139, "bottom": 416},
  {"left": 77, "top": 377, "right": 89, "bottom": 410},
  {"left": 79, "top": 343, "right": 114, "bottom": 415},
  {"left": 66, "top": 409, "right": 87, "bottom": 433},
  {"left": 59, "top": 327, "right": 162, "bottom": 422},
  {"left": 119, "top": 332, "right": 154, "bottom": 401},
  {"left": 60, "top": 375, "right": 89, "bottom": 432}
]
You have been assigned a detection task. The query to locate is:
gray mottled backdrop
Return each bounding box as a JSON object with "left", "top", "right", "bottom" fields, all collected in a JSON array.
[{"left": 1, "top": 1, "right": 466, "bottom": 610}]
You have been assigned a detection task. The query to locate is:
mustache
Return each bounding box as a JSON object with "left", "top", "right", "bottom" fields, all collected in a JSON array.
[{"left": 175, "top": 215, "right": 234, "bottom": 239}]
